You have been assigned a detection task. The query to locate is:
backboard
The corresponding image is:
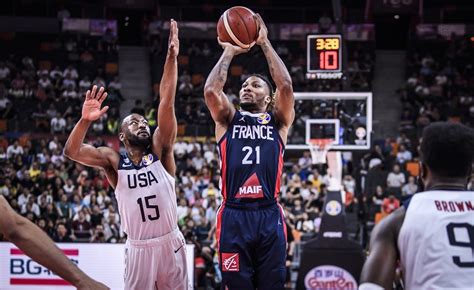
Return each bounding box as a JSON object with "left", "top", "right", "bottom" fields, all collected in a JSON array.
[{"left": 288, "top": 92, "right": 372, "bottom": 151}]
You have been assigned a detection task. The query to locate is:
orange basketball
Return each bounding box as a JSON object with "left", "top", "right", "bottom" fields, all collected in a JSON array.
[{"left": 217, "top": 6, "right": 258, "bottom": 49}]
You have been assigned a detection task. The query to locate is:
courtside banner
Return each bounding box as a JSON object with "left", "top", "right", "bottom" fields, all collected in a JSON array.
[{"left": 0, "top": 242, "right": 195, "bottom": 290}]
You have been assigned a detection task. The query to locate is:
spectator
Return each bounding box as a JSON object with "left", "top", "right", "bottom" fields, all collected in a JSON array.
[
  {"left": 103, "top": 212, "right": 121, "bottom": 242},
  {"left": 79, "top": 76, "right": 92, "bottom": 94},
  {"left": 318, "top": 12, "right": 333, "bottom": 33},
  {"left": 51, "top": 113, "right": 66, "bottom": 134},
  {"left": 71, "top": 210, "right": 92, "bottom": 242},
  {"left": 381, "top": 195, "right": 400, "bottom": 214},
  {"left": 386, "top": 164, "right": 406, "bottom": 197},
  {"left": 57, "top": 5, "right": 71, "bottom": 20},
  {"left": 0, "top": 62, "right": 11, "bottom": 80},
  {"left": 401, "top": 175, "right": 418, "bottom": 196},
  {"left": 48, "top": 137, "right": 60, "bottom": 151},
  {"left": 21, "top": 196, "right": 40, "bottom": 218},
  {"left": 298, "top": 151, "right": 312, "bottom": 176},
  {"left": 396, "top": 144, "right": 412, "bottom": 164},
  {"left": 63, "top": 65, "right": 78, "bottom": 80},
  {"left": 53, "top": 223, "right": 73, "bottom": 242},
  {"left": 62, "top": 85, "right": 79, "bottom": 99},
  {"left": 108, "top": 76, "right": 122, "bottom": 92},
  {"left": 130, "top": 99, "right": 145, "bottom": 115},
  {"left": 50, "top": 66, "right": 63, "bottom": 80},
  {"left": 56, "top": 194, "right": 72, "bottom": 219},
  {"left": 7, "top": 140, "right": 24, "bottom": 159},
  {"left": 38, "top": 72, "right": 52, "bottom": 89},
  {"left": 91, "top": 225, "right": 107, "bottom": 243},
  {"left": 0, "top": 89, "right": 12, "bottom": 118}
]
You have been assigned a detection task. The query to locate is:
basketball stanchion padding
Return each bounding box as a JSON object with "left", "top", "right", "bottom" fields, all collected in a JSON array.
[{"left": 296, "top": 190, "right": 365, "bottom": 289}]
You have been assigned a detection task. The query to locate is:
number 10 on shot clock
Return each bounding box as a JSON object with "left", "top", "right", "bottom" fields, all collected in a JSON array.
[{"left": 307, "top": 34, "right": 342, "bottom": 73}]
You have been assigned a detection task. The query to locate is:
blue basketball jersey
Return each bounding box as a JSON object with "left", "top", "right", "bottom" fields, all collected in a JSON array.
[{"left": 217, "top": 110, "right": 284, "bottom": 203}]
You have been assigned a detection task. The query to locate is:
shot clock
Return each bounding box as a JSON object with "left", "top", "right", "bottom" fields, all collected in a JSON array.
[{"left": 307, "top": 34, "right": 343, "bottom": 78}]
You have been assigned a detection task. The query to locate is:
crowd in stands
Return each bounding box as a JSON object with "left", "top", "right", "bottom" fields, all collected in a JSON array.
[
  {"left": 399, "top": 34, "right": 474, "bottom": 138},
  {"left": 0, "top": 33, "right": 121, "bottom": 135}
]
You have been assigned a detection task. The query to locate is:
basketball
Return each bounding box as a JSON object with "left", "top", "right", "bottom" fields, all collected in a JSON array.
[{"left": 217, "top": 6, "right": 258, "bottom": 49}]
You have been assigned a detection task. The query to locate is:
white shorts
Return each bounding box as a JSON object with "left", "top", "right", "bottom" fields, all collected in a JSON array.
[{"left": 124, "top": 228, "right": 189, "bottom": 290}]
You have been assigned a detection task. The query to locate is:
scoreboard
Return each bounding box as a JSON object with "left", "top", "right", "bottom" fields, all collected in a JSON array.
[{"left": 307, "top": 34, "right": 343, "bottom": 78}]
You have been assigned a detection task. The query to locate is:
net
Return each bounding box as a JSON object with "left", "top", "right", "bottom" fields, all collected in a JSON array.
[{"left": 308, "top": 138, "right": 334, "bottom": 164}]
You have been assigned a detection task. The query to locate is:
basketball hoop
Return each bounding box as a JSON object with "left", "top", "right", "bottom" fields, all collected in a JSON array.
[{"left": 308, "top": 138, "right": 334, "bottom": 164}]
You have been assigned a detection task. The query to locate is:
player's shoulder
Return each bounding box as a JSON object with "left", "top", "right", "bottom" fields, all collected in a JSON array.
[
  {"left": 372, "top": 207, "right": 406, "bottom": 244},
  {"left": 97, "top": 146, "right": 120, "bottom": 169}
]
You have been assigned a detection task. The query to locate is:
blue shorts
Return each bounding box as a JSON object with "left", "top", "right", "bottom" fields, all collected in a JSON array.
[{"left": 216, "top": 201, "right": 287, "bottom": 290}]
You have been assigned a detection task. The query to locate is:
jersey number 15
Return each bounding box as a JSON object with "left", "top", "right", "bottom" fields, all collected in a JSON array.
[{"left": 137, "top": 195, "right": 160, "bottom": 222}]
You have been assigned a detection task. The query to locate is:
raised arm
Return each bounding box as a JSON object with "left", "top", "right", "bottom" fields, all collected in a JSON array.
[
  {"left": 64, "top": 86, "right": 117, "bottom": 171},
  {"left": 204, "top": 40, "right": 249, "bottom": 127},
  {"left": 254, "top": 14, "right": 295, "bottom": 128},
  {"left": 153, "top": 19, "right": 179, "bottom": 175},
  {"left": 0, "top": 196, "right": 109, "bottom": 290},
  {"left": 360, "top": 208, "right": 405, "bottom": 289}
]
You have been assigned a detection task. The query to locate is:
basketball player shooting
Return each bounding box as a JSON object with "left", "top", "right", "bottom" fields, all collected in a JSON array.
[
  {"left": 0, "top": 196, "right": 109, "bottom": 290},
  {"left": 64, "top": 20, "right": 189, "bottom": 290},
  {"left": 204, "top": 13, "right": 295, "bottom": 290},
  {"left": 359, "top": 122, "right": 474, "bottom": 290}
]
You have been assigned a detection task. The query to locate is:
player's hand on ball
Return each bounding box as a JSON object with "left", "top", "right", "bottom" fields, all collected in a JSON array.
[
  {"left": 82, "top": 85, "right": 109, "bottom": 122},
  {"left": 167, "top": 19, "right": 179, "bottom": 57},
  {"left": 218, "top": 37, "right": 250, "bottom": 55},
  {"left": 254, "top": 13, "right": 269, "bottom": 45}
]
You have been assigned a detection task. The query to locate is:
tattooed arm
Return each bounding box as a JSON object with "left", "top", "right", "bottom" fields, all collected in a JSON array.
[
  {"left": 204, "top": 39, "right": 249, "bottom": 139},
  {"left": 255, "top": 14, "right": 295, "bottom": 133}
]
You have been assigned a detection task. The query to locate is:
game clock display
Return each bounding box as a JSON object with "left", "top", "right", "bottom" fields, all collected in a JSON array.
[{"left": 307, "top": 34, "right": 342, "bottom": 73}]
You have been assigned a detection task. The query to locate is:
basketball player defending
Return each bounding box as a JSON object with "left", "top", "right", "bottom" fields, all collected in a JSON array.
[
  {"left": 360, "top": 122, "right": 474, "bottom": 289},
  {"left": 64, "top": 20, "right": 188, "bottom": 290},
  {"left": 204, "top": 14, "right": 294, "bottom": 289}
]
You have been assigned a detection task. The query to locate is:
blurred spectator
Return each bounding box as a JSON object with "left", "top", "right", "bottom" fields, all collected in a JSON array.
[
  {"left": 54, "top": 223, "right": 73, "bottom": 242},
  {"left": 386, "top": 164, "right": 405, "bottom": 197},
  {"left": 382, "top": 195, "right": 400, "bottom": 214},
  {"left": 131, "top": 100, "right": 145, "bottom": 115},
  {"left": 72, "top": 210, "right": 92, "bottom": 242},
  {"left": 318, "top": 12, "right": 333, "bottom": 33},
  {"left": 51, "top": 113, "right": 66, "bottom": 134},
  {"left": 7, "top": 140, "right": 24, "bottom": 159},
  {"left": 402, "top": 176, "right": 418, "bottom": 196},
  {"left": 57, "top": 5, "right": 71, "bottom": 20},
  {"left": 0, "top": 62, "right": 11, "bottom": 80},
  {"left": 396, "top": 144, "right": 412, "bottom": 164}
]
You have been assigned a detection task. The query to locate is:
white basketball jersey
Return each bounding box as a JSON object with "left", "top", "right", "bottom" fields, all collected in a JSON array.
[
  {"left": 115, "top": 152, "right": 178, "bottom": 240},
  {"left": 398, "top": 190, "right": 474, "bottom": 289}
]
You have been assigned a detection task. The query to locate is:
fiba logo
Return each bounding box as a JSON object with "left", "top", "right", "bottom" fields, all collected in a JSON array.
[
  {"left": 325, "top": 201, "right": 342, "bottom": 216},
  {"left": 304, "top": 265, "right": 357, "bottom": 289},
  {"left": 142, "top": 154, "right": 154, "bottom": 166},
  {"left": 257, "top": 113, "right": 271, "bottom": 125}
]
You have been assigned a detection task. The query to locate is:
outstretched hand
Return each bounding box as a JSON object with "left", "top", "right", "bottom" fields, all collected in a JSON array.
[
  {"left": 218, "top": 37, "right": 251, "bottom": 55},
  {"left": 168, "top": 19, "right": 179, "bottom": 57},
  {"left": 254, "top": 13, "right": 269, "bottom": 46},
  {"left": 81, "top": 85, "right": 109, "bottom": 122}
]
